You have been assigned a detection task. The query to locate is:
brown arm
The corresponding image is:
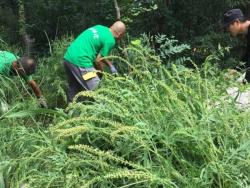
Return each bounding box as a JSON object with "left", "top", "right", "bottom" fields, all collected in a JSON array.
[
  {"left": 95, "top": 54, "right": 114, "bottom": 71},
  {"left": 27, "top": 80, "right": 42, "bottom": 98}
]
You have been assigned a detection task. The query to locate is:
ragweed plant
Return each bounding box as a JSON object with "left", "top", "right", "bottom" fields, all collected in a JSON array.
[{"left": 1, "top": 37, "right": 250, "bottom": 188}]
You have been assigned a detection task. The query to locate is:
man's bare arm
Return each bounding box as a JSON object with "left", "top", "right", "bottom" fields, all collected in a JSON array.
[
  {"left": 28, "top": 80, "right": 42, "bottom": 98},
  {"left": 95, "top": 54, "right": 112, "bottom": 68}
]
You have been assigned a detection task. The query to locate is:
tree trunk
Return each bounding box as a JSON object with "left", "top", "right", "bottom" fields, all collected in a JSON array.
[
  {"left": 18, "top": 0, "right": 33, "bottom": 57},
  {"left": 114, "top": 0, "right": 121, "bottom": 20}
]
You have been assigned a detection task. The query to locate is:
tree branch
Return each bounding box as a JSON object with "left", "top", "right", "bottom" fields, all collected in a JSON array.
[{"left": 114, "top": 0, "right": 121, "bottom": 20}]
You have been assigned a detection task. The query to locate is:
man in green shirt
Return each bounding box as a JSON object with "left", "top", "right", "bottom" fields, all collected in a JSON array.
[
  {"left": 0, "top": 51, "right": 47, "bottom": 108},
  {"left": 64, "top": 21, "right": 126, "bottom": 102}
]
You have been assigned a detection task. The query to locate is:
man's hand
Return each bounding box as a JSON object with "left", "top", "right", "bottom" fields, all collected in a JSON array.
[
  {"left": 38, "top": 96, "right": 48, "bottom": 108},
  {"left": 95, "top": 54, "right": 118, "bottom": 74},
  {"left": 110, "top": 64, "right": 118, "bottom": 74}
]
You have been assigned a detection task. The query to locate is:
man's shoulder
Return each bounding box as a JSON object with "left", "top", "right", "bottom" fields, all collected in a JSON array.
[
  {"left": 90, "top": 25, "right": 109, "bottom": 32},
  {"left": 0, "top": 51, "right": 18, "bottom": 60},
  {"left": 84, "top": 25, "right": 108, "bottom": 35},
  {"left": 0, "top": 51, "right": 15, "bottom": 56},
  {"left": 93, "top": 25, "right": 108, "bottom": 29}
]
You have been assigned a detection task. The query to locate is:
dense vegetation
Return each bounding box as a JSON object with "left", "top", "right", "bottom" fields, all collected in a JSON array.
[
  {"left": 1, "top": 0, "right": 250, "bottom": 188},
  {"left": 0, "top": 0, "right": 249, "bottom": 53}
]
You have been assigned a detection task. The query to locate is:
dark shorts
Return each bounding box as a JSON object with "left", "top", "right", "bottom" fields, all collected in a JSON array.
[{"left": 64, "top": 61, "right": 100, "bottom": 103}]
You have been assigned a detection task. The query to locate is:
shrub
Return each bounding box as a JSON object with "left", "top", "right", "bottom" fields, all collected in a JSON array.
[{"left": 1, "top": 39, "right": 250, "bottom": 187}]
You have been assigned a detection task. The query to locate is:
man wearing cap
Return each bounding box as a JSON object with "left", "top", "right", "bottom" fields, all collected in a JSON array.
[
  {"left": 63, "top": 21, "right": 126, "bottom": 103},
  {"left": 223, "top": 8, "right": 250, "bottom": 82},
  {"left": 0, "top": 51, "right": 47, "bottom": 108}
]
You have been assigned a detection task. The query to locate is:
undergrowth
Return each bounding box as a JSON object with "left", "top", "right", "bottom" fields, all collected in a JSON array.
[{"left": 0, "top": 36, "right": 249, "bottom": 188}]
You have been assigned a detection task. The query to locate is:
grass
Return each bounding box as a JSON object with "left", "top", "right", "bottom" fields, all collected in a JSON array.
[{"left": 0, "top": 39, "right": 250, "bottom": 188}]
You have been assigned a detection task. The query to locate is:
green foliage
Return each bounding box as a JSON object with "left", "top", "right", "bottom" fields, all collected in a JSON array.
[
  {"left": 154, "top": 34, "right": 191, "bottom": 66},
  {"left": 190, "top": 32, "right": 241, "bottom": 65},
  {"left": 1, "top": 1, "right": 250, "bottom": 185},
  {"left": 2, "top": 0, "right": 249, "bottom": 52},
  {"left": 128, "top": 34, "right": 191, "bottom": 69},
  {"left": 1, "top": 38, "right": 250, "bottom": 187},
  {"left": 35, "top": 36, "right": 73, "bottom": 108}
]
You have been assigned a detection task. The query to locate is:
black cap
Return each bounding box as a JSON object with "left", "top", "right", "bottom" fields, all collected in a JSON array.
[{"left": 223, "top": 9, "right": 244, "bottom": 29}]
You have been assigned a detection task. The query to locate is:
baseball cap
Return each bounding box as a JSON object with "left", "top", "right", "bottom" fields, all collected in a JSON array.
[{"left": 223, "top": 9, "right": 244, "bottom": 29}]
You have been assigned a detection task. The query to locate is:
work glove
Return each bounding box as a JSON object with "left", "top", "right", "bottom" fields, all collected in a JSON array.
[
  {"left": 110, "top": 64, "right": 118, "bottom": 74},
  {"left": 38, "top": 96, "right": 48, "bottom": 108}
]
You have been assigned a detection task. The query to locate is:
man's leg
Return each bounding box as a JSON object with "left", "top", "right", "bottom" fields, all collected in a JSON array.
[
  {"left": 244, "top": 60, "right": 250, "bottom": 82},
  {"left": 64, "top": 61, "right": 100, "bottom": 103},
  {"left": 245, "top": 70, "right": 250, "bottom": 82},
  {"left": 80, "top": 67, "right": 100, "bottom": 90},
  {"left": 64, "top": 61, "right": 83, "bottom": 103}
]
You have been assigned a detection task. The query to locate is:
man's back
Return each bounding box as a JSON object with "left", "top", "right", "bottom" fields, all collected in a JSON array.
[
  {"left": 64, "top": 25, "right": 115, "bottom": 68},
  {"left": 0, "top": 51, "right": 18, "bottom": 76}
]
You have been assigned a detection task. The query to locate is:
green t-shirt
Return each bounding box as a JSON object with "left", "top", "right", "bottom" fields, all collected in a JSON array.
[
  {"left": 64, "top": 25, "right": 116, "bottom": 68},
  {"left": 0, "top": 51, "right": 32, "bottom": 81}
]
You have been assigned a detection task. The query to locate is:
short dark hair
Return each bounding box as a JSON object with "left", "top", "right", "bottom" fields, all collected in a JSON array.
[{"left": 17, "top": 57, "right": 36, "bottom": 76}]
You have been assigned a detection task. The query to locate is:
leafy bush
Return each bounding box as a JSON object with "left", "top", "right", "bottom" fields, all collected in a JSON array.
[
  {"left": 190, "top": 32, "right": 243, "bottom": 69},
  {"left": 1, "top": 39, "right": 250, "bottom": 187},
  {"left": 154, "top": 34, "right": 191, "bottom": 67},
  {"left": 35, "top": 35, "right": 74, "bottom": 108}
]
